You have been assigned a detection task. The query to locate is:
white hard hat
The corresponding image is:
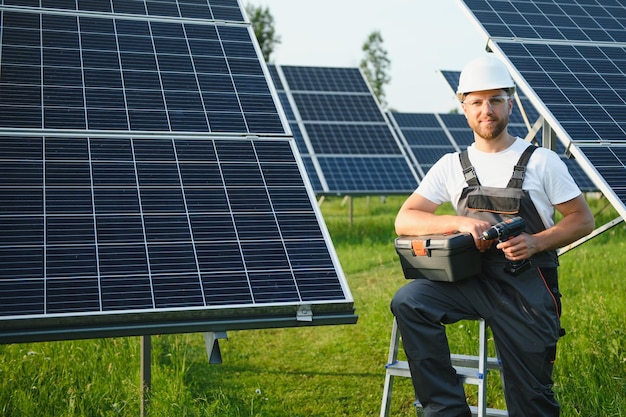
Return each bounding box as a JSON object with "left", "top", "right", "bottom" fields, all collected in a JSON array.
[{"left": 456, "top": 55, "right": 515, "bottom": 101}]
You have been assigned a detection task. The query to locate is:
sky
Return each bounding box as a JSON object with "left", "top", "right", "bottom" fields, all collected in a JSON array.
[{"left": 249, "top": 0, "right": 488, "bottom": 114}]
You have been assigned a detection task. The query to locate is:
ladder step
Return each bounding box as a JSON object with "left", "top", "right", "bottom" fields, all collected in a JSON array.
[
  {"left": 412, "top": 402, "right": 509, "bottom": 416},
  {"left": 385, "top": 361, "right": 485, "bottom": 385},
  {"left": 384, "top": 360, "right": 411, "bottom": 377},
  {"left": 469, "top": 405, "right": 509, "bottom": 416},
  {"left": 384, "top": 355, "right": 501, "bottom": 374},
  {"left": 451, "top": 353, "right": 501, "bottom": 370}
]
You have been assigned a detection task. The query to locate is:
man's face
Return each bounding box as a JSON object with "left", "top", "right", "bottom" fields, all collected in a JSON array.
[{"left": 461, "top": 89, "right": 512, "bottom": 140}]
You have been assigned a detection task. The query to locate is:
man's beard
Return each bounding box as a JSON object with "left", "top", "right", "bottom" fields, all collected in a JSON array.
[{"left": 471, "top": 114, "right": 509, "bottom": 140}]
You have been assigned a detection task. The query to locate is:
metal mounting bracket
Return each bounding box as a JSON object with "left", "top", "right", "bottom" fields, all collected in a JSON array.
[{"left": 297, "top": 305, "right": 313, "bottom": 322}]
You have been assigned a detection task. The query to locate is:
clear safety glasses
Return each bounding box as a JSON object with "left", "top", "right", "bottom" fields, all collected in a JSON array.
[{"left": 462, "top": 95, "right": 511, "bottom": 109}]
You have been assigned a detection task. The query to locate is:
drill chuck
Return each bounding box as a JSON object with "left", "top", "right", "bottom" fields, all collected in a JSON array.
[{"left": 481, "top": 216, "right": 526, "bottom": 241}]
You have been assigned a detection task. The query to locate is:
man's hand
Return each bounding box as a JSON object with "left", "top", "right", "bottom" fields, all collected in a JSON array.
[
  {"left": 455, "top": 217, "right": 494, "bottom": 253},
  {"left": 496, "top": 233, "right": 539, "bottom": 261}
]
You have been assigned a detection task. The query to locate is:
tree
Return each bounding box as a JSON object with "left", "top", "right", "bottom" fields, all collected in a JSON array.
[
  {"left": 360, "top": 30, "right": 391, "bottom": 109},
  {"left": 245, "top": 3, "right": 281, "bottom": 63}
]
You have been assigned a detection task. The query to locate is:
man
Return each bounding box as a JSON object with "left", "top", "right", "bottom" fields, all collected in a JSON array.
[{"left": 390, "top": 54, "right": 594, "bottom": 416}]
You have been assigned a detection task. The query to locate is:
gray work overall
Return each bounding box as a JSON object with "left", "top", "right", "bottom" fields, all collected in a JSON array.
[{"left": 391, "top": 146, "right": 563, "bottom": 417}]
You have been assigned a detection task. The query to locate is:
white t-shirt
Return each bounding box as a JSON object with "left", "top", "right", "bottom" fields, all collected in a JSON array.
[{"left": 416, "top": 138, "right": 582, "bottom": 228}]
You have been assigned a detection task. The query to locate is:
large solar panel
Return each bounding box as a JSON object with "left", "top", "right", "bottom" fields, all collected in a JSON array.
[
  {"left": 438, "top": 70, "right": 596, "bottom": 191},
  {"left": 0, "top": 1, "right": 355, "bottom": 344},
  {"left": 458, "top": 0, "right": 626, "bottom": 219},
  {"left": 269, "top": 65, "right": 420, "bottom": 195}
]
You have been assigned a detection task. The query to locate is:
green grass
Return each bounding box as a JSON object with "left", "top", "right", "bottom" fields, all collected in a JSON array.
[{"left": 1, "top": 195, "right": 625, "bottom": 416}]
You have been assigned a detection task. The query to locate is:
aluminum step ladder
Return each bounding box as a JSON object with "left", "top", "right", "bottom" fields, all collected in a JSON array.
[{"left": 380, "top": 318, "right": 508, "bottom": 417}]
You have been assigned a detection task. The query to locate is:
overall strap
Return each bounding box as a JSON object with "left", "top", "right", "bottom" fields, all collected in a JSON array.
[
  {"left": 506, "top": 145, "right": 538, "bottom": 189},
  {"left": 459, "top": 150, "right": 480, "bottom": 186}
]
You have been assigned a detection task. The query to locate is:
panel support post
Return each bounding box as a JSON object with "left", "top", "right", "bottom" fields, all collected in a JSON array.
[
  {"left": 348, "top": 196, "right": 354, "bottom": 227},
  {"left": 204, "top": 332, "right": 228, "bottom": 364},
  {"left": 140, "top": 335, "right": 151, "bottom": 417},
  {"left": 542, "top": 120, "right": 557, "bottom": 151}
]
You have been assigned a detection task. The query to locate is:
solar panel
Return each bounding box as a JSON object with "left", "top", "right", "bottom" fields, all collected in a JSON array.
[
  {"left": 0, "top": 2, "right": 355, "bottom": 344},
  {"left": 270, "top": 65, "right": 420, "bottom": 195},
  {"left": 458, "top": 0, "right": 626, "bottom": 219},
  {"left": 438, "top": 70, "right": 596, "bottom": 191}
]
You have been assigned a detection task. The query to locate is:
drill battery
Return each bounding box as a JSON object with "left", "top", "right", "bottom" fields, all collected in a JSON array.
[{"left": 395, "top": 232, "right": 481, "bottom": 282}]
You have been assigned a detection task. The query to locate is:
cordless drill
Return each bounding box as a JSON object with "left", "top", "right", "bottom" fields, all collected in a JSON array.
[{"left": 480, "top": 216, "right": 530, "bottom": 276}]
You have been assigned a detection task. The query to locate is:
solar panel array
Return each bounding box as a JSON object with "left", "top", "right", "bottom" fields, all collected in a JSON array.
[
  {"left": 458, "top": 0, "right": 626, "bottom": 219},
  {"left": 0, "top": 1, "right": 355, "bottom": 344},
  {"left": 269, "top": 65, "right": 420, "bottom": 195},
  {"left": 438, "top": 70, "right": 596, "bottom": 191}
]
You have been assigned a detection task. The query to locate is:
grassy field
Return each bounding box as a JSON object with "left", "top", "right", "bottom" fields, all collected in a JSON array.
[{"left": 1, "top": 195, "right": 625, "bottom": 416}]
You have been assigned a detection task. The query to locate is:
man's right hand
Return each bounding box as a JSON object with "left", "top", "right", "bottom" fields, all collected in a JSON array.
[{"left": 455, "top": 217, "right": 493, "bottom": 252}]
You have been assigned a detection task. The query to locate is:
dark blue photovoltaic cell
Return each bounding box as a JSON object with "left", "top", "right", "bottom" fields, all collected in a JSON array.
[
  {"left": 268, "top": 65, "right": 284, "bottom": 91},
  {"left": 270, "top": 65, "right": 420, "bottom": 194},
  {"left": 0, "top": 8, "right": 283, "bottom": 134},
  {"left": 401, "top": 130, "right": 453, "bottom": 147},
  {"left": 438, "top": 113, "right": 469, "bottom": 130}
]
